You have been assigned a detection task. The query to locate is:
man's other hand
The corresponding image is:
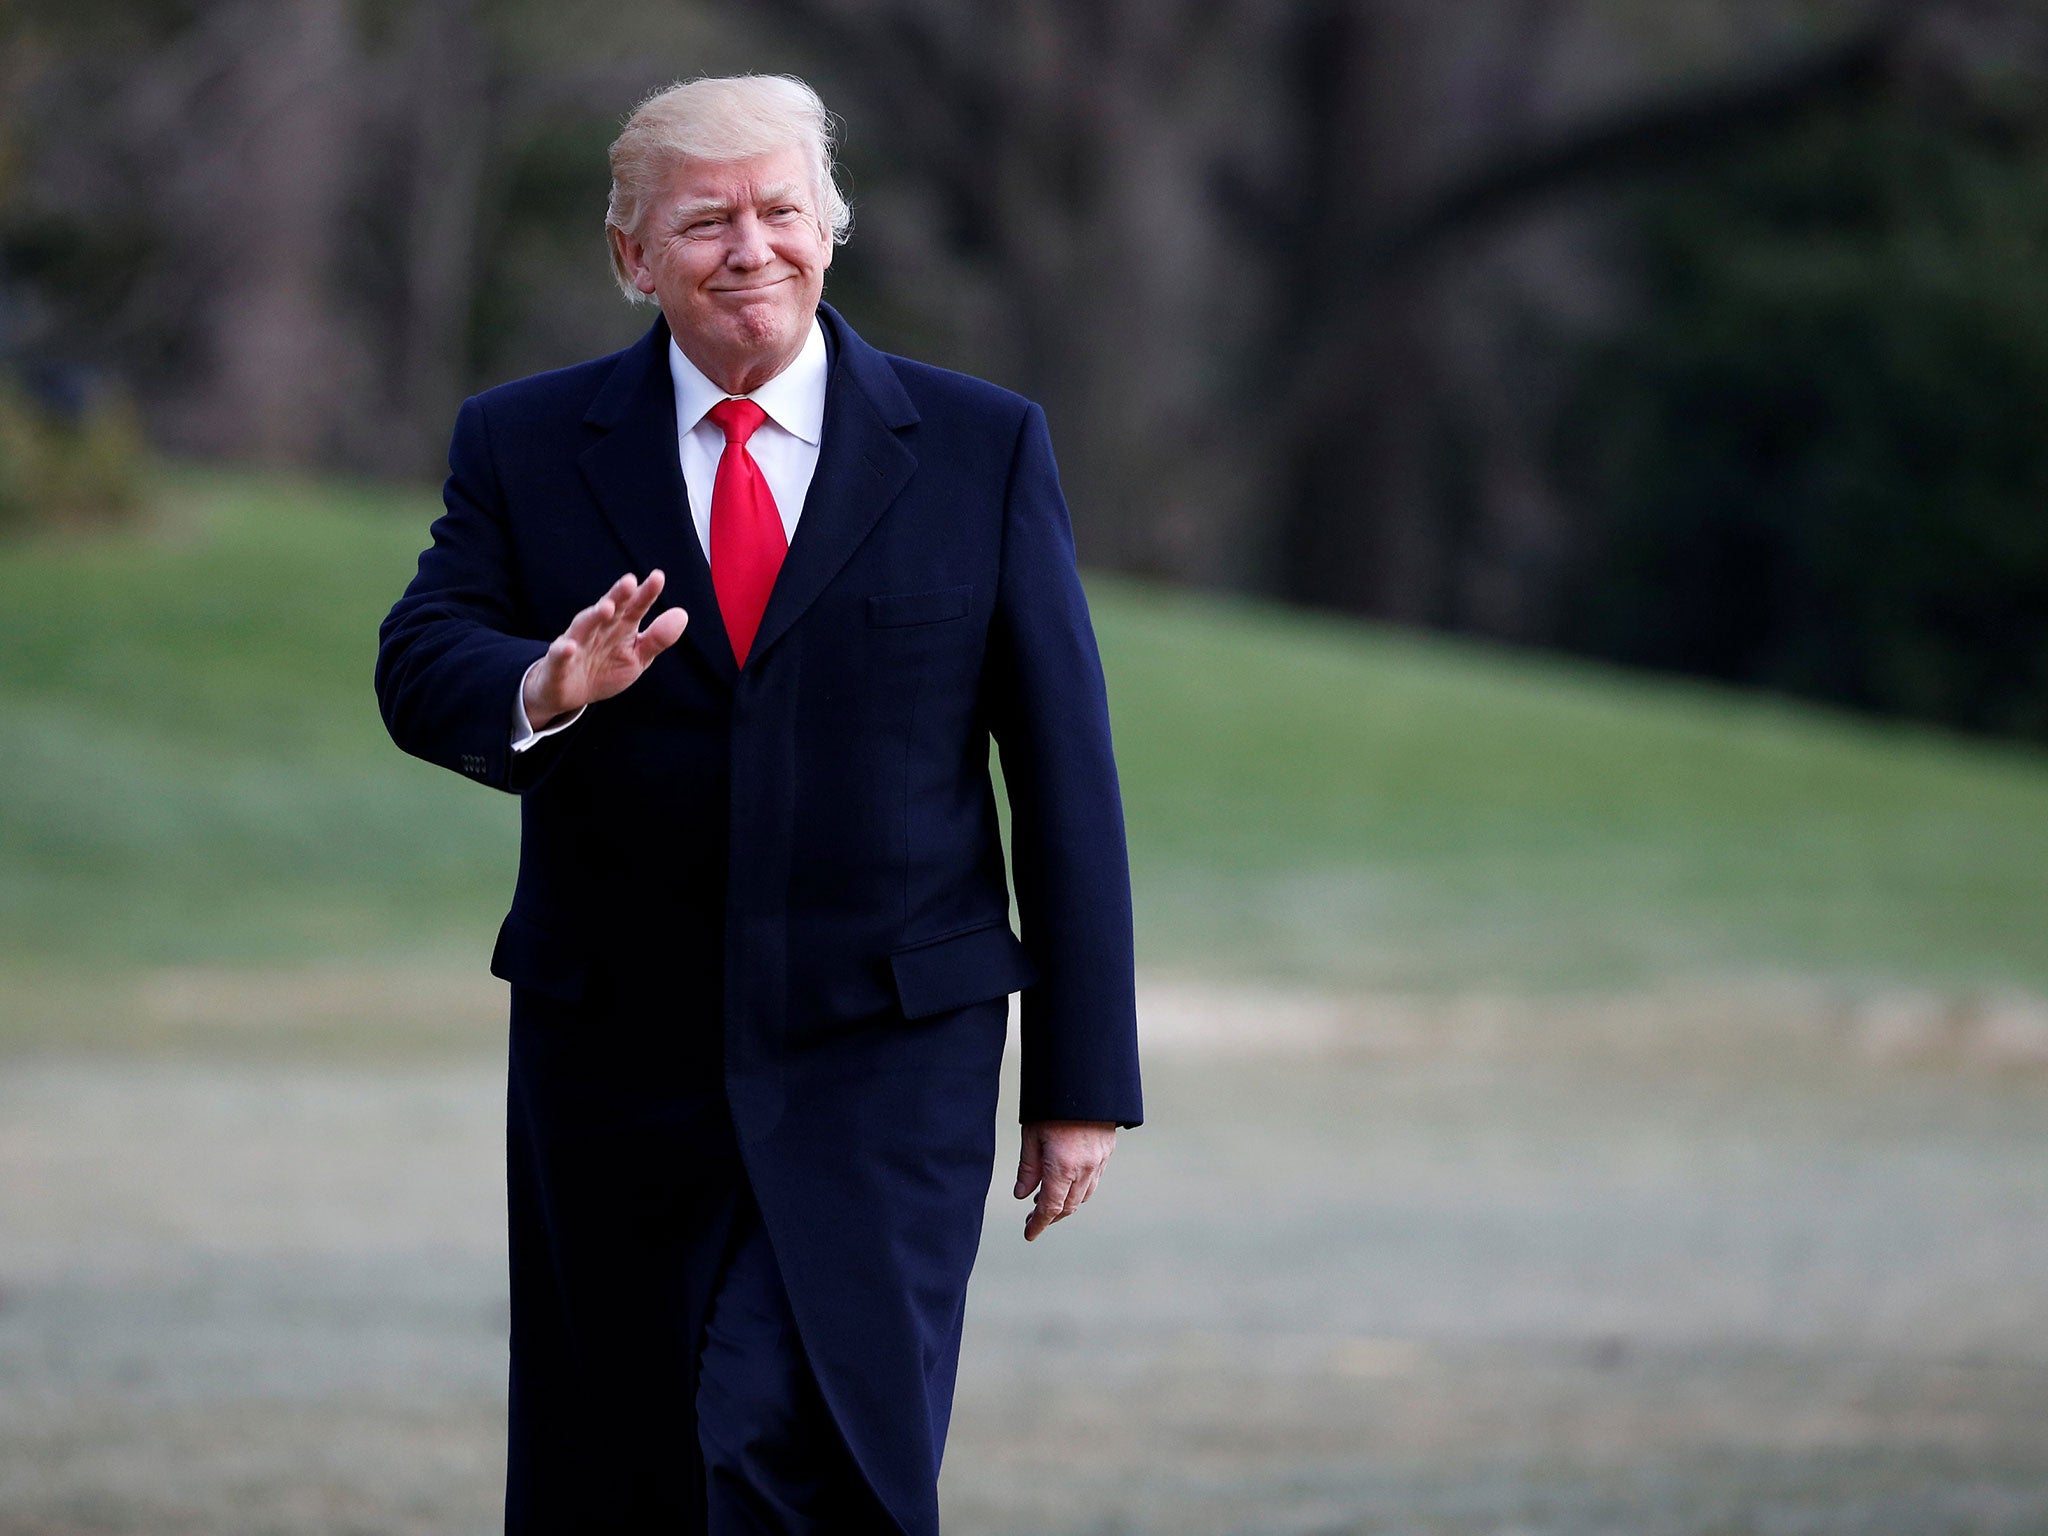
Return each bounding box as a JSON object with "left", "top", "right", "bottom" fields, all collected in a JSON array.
[
  {"left": 523, "top": 571, "right": 689, "bottom": 729},
  {"left": 1014, "top": 1120, "right": 1116, "bottom": 1241}
]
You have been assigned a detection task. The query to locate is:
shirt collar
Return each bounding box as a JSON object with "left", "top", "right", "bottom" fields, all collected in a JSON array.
[{"left": 668, "top": 313, "right": 828, "bottom": 446}]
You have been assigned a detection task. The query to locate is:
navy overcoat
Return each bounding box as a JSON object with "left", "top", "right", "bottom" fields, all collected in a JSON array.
[{"left": 375, "top": 301, "right": 1143, "bottom": 1532}]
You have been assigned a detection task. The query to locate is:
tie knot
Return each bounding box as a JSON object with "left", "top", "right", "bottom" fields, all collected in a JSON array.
[{"left": 707, "top": 398, "right": 768, "bottom": 446}]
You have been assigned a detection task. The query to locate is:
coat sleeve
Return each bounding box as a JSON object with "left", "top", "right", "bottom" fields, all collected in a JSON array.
[
  {"left": 374, "top": 394, "right": 573, "bottom": 795},
  {"left": 986, "top": 402, "right": 1144, "bottom": 1128}
]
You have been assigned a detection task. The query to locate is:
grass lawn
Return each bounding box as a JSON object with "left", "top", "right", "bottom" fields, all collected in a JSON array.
[
  {"left": 7, "top": 468, "right": 2045, "bottom": 1536},
  {"left": 1, "top": 465, "right": 2043, "bottom": 995}
]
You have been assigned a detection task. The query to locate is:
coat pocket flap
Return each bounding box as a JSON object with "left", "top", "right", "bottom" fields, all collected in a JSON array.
[
  {"left": 489, "top": 908, "right": 589, "bottom": 1005},
  {"left": 867, "top": 585, "right": 973, "bottom": 628},
  {"left": 889, "top": 920, "right": 1040, "bottom": 1020}
]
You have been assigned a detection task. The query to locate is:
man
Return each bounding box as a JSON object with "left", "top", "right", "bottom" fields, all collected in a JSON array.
[{"left": 375, "top": 74, "right": 1142, "bottom": 1534}]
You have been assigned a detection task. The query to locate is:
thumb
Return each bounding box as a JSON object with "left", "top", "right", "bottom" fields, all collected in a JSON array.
[
  {"left": 637, "top": 605, "right": 689, "bottom": 658},
  {"left": 1013, "top": 1130, "right": 1042, "bottom": 1199}
]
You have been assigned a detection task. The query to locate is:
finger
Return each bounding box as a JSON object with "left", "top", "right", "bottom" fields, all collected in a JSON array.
[
  {"left": 1026, "top": 1168, "right": 1078, "bottom": 1241},
  {"left": 566, "top": 594, "right": 619, "bottom": 646},
  {"left": 597, "top": 575, "right": 642, "bottom": 636},
  {"left": 589, "top": 570, "right": 640, "bottom": 628},
  {"left": 1025, "top": 1195, "right": 1066, "bottom": 1240},
  {"left": 619, "top": 568, "right": 665, "bottom": 627},
  {"left": 635, "top": 606, "right": 689, "bottom": 659},
  {"left": 1013, "top": 1131, "right": 1043, "bottom": 1200},
  {"left": 532, "top": 635, "right": 578, "bottom": 706},
  {"left": 519, "top": 629, "right": 581, "bottom": 719},
  {"left": 1044, "top": 1166, "right": 1079, "bottom": 1217},
  {"left": 590, "top": 572, "right": 635, "bottom": 624},
  {"left": 1073, "top": 1166, "right": 1102, "bottom": 1207}
]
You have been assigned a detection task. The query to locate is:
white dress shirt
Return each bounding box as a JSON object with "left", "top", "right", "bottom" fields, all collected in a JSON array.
[{"left": 513, "top": 316, "right": 830, "bottom": 749}]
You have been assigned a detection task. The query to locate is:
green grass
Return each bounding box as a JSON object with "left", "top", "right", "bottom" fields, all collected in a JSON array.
[
  {"left": 0, "top": 470, "right": 518, "bottom": 967},
  {"left": 1101, "top": 591, "right": 2048, "bottom": 992},
  {"left": 2, "top": 465, "right": 2045, "bottom": 994}
]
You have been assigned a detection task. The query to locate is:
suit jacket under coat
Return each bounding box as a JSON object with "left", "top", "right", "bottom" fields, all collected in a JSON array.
[{"left": 374, "top": 301, "right": 1142, "bottom": 1529}]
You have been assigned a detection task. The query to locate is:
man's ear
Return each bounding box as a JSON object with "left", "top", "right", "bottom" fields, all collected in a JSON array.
[{"left": 610, "top": 224, "right": 656, "bottom": 295}]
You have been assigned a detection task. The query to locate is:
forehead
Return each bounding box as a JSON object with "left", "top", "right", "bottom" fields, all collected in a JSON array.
[{"left": 658, "top": 145, "right": 814, "bottom": 209}]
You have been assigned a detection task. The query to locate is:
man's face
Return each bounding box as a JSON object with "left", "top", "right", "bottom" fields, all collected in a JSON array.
[{"left": 614, "top": 144, "right": 833, "bottom": 393}]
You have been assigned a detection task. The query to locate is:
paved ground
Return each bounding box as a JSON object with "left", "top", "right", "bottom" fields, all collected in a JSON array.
[{"left": 2, "top": 977, "right": 2046, "bottom": 1535}]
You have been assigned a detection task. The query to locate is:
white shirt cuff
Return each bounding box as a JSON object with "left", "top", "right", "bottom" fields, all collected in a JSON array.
[{"left": 512, "top": 657, "right": 584, "bottom": 751}]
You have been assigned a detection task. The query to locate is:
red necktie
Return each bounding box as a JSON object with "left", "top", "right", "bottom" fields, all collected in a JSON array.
[{"left": 705, "top": 398, "right": 788, "bottom": 666}]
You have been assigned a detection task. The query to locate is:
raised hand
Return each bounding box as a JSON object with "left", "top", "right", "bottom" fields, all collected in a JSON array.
[
  {"left": 1014, "top": 1119, "right": 1117, "bottom": 1241},
  {"left": 522, "top": 570, "right": 688, "bottom": 730}
]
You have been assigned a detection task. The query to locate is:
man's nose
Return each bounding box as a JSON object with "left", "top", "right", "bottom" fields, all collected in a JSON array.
[{"left": 724, "top": 214, "right": 771, "bottom": 269}]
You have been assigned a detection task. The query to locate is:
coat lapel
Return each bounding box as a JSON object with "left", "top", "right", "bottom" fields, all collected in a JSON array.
[
  {"left": 577, "top": 303, "right": 919, "bottom": 682},
  {"left": 577, "top": 316, "right": 739, "bottom": 688},
  {"left": 746, "top": 301, "right": 920, "bottom": 666}
]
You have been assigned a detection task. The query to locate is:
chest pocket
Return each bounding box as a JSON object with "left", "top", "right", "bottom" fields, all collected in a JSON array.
[{"left": 867, "top": 585, "right": 972, "bottom": 628}]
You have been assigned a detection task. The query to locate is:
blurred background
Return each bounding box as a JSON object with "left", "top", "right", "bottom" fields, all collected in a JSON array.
[{"left": 2, "top": 0, "right": 2047, "bottom": 1532}]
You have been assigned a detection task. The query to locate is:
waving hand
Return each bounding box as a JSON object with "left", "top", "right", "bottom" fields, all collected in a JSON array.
[{"left": 521, "top": 570, "right": 688, "bottom": 730}]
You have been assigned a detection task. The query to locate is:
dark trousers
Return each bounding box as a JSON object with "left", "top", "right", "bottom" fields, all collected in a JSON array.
[{"left": 502, "top": 991, "right": 897, "bottom": 1534}]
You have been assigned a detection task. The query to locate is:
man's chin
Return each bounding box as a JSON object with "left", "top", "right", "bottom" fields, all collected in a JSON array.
[{"left": 726, "top": 306, "right": 803, "bottom": 348}]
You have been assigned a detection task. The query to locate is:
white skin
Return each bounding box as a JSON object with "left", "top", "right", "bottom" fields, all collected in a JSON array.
[{"left": 527, "top": 143, "right": 1116, "bottom": 1239}]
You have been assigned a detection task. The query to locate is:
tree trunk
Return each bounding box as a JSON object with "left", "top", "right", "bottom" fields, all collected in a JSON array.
[
  {"left": 183, "top": 0, "right": 357, "bottom": 464},
  {"left": 391, "top": 0, "right": 490, "bottom": 472}
]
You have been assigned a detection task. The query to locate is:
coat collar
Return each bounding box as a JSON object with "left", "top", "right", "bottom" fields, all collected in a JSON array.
[{"left": 578, "top": 301, "right": 918, "bottom": 688}]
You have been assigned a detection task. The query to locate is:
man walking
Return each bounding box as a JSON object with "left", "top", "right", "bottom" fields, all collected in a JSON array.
[{"left": 375, "top": 74, "right": 1142, "bottom": 1534}]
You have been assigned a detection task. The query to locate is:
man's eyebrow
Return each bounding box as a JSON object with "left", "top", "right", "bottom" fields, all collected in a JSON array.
[
  {"left": 668, "top": 196, "right": 732, "bottom": 224},
  {"left": 665, "top": 183, "right": 807, "bottom": 227}
]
